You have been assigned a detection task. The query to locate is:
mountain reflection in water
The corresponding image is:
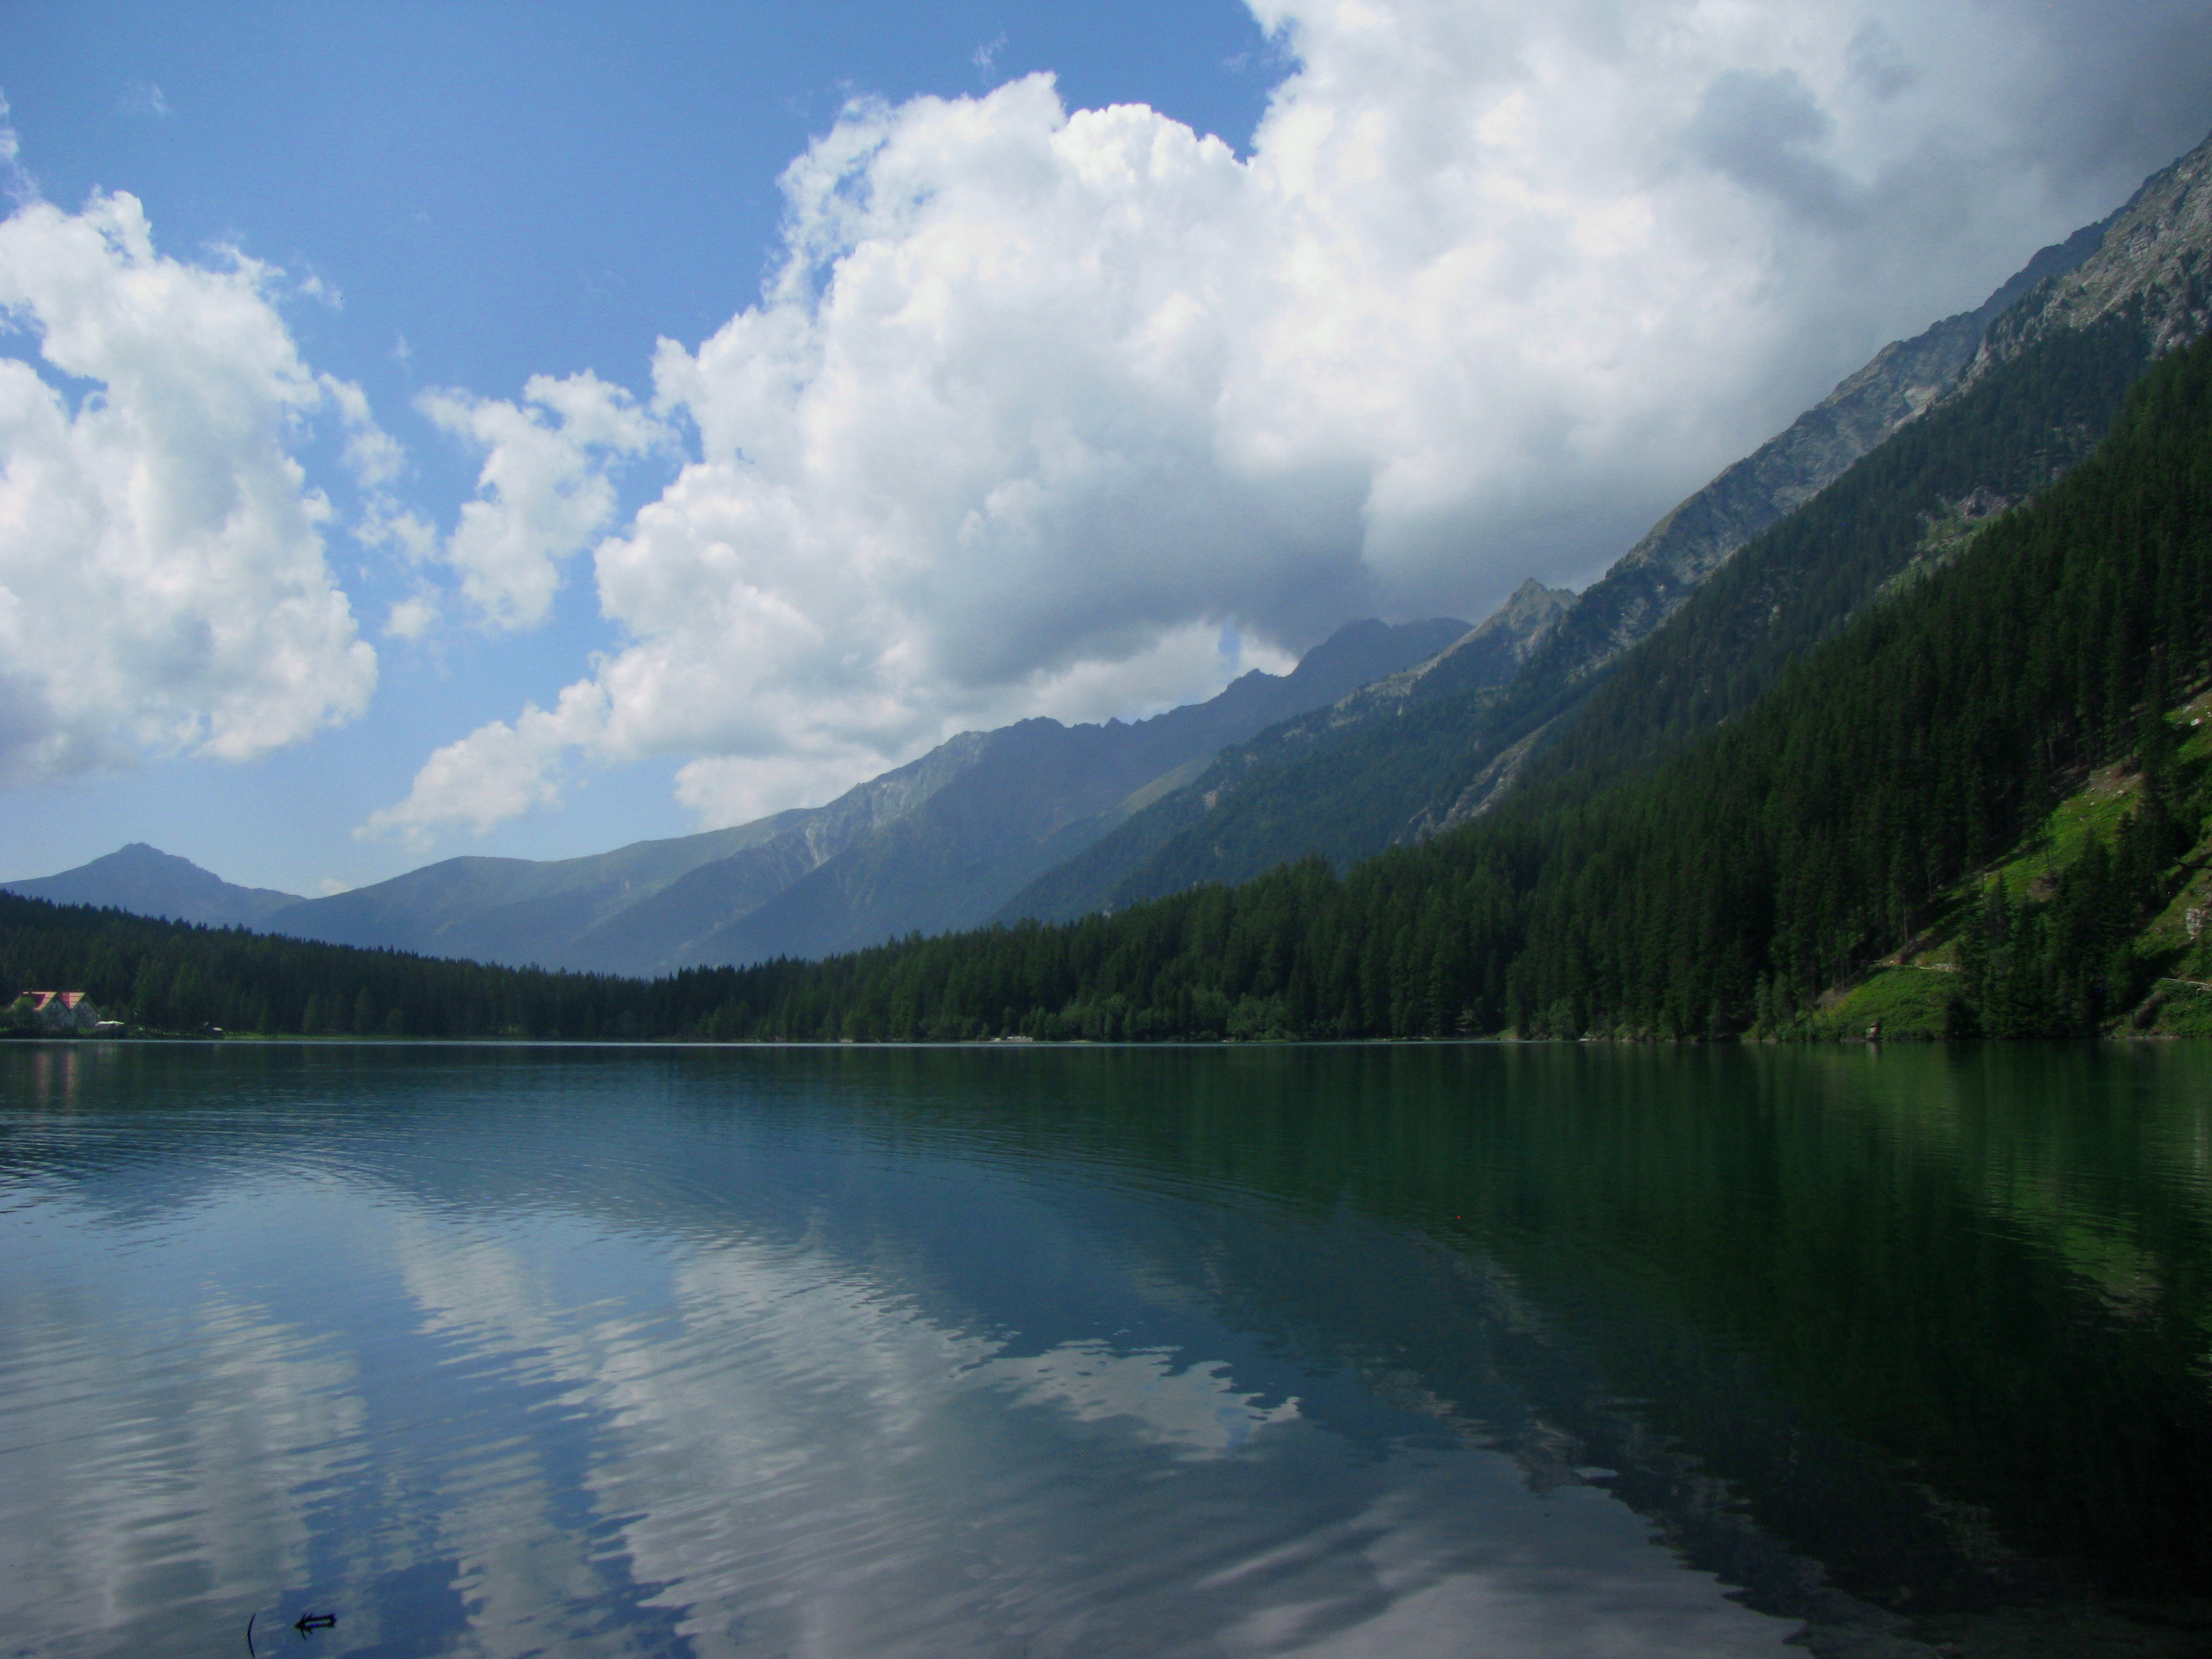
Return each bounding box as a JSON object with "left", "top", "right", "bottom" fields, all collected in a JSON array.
[{"left": 2, "top": 1041, "right": 2209, "bottom": 1658}]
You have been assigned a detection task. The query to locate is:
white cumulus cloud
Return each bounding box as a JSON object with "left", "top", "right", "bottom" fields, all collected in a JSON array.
[
  {"left": 360, "top": 680, "right": 609, "bottom": 846},
  {"left": 371, "top": 0, "right": 2212, "bottom": 842},
  {"left": 0, "top": 188, "right": 378, "bottom": 781},
  {"left": 421, "top": 372, "right": 667, "bottom": 632}
]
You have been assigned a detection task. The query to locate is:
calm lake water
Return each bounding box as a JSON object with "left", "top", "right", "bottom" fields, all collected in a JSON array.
[{"left": 3, "top": 1042, "right": 2211, "bottom": 1658}]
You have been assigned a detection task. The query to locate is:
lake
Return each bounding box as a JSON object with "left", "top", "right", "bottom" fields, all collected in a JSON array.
[{"left": 3, "top": 1041, "right": 2210, "bottom": 1658}]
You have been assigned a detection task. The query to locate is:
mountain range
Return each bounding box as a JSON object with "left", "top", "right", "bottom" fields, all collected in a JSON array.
[
  {"left": 9, "top": 611, "right": 1498, "bottom": 972},
  {"left": 14, "top": 125, "right": 2211, "bottom": 990},
  {"left": 996, "top": 125, "right": 2212, "bottom": 922}
]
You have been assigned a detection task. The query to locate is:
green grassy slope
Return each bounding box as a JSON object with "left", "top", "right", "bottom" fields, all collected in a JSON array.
[{"left": 1805, "top": 687, "right": 2212, "bottom": 1040}]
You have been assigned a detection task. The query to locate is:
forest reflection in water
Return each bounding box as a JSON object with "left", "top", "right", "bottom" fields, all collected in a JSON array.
[{"left": 1, "top": 1039, "right": 2209, "bottom": 1657}]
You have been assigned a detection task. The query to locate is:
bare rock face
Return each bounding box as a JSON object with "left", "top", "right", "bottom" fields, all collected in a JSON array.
[
  {"left": 1622, "top": 320, "right": 1988, "bottom": 592},
  {"left": 1418, "top": 140, "right": 2212, "bottom": 834},
  {"left": 1429, "top": 578, "right": 1578, "bottom": 684},
  {"left": 1528, "top": 214, "right": 2118, "bottom": 693},
  {"left": 987, "top": 126, "right": 2212, "bottom": 916},
  {"left": 1568, "top": 125, "right": 2212, "bottom": 698},
  {"left": 1296, "top": 579, "right": 1577, "bottom": 733},
  {"left": 1969, "top": 127, "right": 2212, "bottom": 378},
  {"left": 1409, "top": 720, "right": 1555, "bottom": 840}
]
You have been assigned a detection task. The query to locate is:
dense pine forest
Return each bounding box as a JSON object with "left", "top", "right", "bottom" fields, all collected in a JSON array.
[
  {"left": 8, "top": 327, "right": 2212, "bottom": 1045},
  {"left": 0, "top": 896, "right": 721, "bottom": 1039},
  {"left": 1508, "top": 310, "right": 2154, "bottom": 806}
]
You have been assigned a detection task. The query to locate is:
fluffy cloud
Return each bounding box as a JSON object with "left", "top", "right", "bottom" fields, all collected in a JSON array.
[
  {"left": 374, "top": 0, "right": 2212, "bottom": 840},
  {"left": 421, "top": 372, "right": 667, "bottom": 631},
  {"left": 361, "top": 680, "right": 608, "bottom": 846},
  {"left": 0, "top": 188, "right": 378, "bottom": 781}
]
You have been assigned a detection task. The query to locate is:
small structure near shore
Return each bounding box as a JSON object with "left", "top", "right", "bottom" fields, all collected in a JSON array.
[{"left": 7, "top": 990, "right": 102, "bottom": 1033}]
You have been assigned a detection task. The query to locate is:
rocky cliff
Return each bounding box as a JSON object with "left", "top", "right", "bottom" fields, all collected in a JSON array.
[{"left": 1969, "top": 126, "right": 2212, "bottom": 378}]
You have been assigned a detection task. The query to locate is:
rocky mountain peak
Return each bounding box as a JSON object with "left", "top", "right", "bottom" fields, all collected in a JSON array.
[{"left": 1968, "top": 125, "right": 2212, "bottom": 379}]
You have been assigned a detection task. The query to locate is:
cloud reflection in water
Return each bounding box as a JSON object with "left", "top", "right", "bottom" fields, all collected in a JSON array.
[{"left": 0, "top": 1050, "right": 1808, "bottom": 1658}]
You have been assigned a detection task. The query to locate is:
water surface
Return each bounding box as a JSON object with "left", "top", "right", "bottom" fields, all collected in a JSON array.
[{"left": 3, "top": 1041, "right": 2211, "bottom": 1657}]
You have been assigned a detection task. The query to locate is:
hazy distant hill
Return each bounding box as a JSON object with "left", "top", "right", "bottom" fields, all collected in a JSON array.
[
  {"left": 3, "top": 843, "right": 305, "bottom": 928},
  {"left": 651, "top": 613, "right": 1528, "bottom": 970},
  {"left": 260, "top": 613, "right": 1479, "bottom": 972},
  {"left": 256, "top": 813, "right": 818, "bottom": 971}
]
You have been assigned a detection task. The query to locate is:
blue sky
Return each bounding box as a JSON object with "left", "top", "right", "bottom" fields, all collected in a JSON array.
[
  {"left": 1, "top": 0, "right": 2208, "bottom": 895},
  {"left": 0, "top": 0, "right": 1282, "bottom": 891}
]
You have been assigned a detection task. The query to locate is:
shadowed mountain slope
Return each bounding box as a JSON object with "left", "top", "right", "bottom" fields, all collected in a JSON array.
[
  {"left": 679, "top": 600, "right": 1579, "bottom": 968},
  {"left": 258, "top": 811, "right": 814, "bottom": 969},
  {"left": 629, "top": 321, "right": 2212, "bottom": 1049},
  {"left": 1002, "top": 129, "right": 2212, "bottom": 925},
  {"left": 260, "top": 615, "right": 1473, "bottom": 972}
]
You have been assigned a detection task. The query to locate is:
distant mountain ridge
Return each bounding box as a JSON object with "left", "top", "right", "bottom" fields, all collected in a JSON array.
[
  {"left": 999, "top": 581, "right": 1575, "bottom": 924},
  {"left": 251, "top": 613, "right": 1480, "bottom": 972},
  {"left": 254, "top": 812, "right": 819, "bottom": 972},
  {"left": 2, "top": 843, "right": 304, "bottom": 928},
  {"left": 665, "top": 604, "right": 1518, "bottom": 968},
  {"left": 998, "top": 127, "right": 2212, "bottom": 925}
]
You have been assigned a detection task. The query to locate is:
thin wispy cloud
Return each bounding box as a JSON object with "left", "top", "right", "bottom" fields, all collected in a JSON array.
[
  {"left": 0, "top": 91, "right": 36, "bottom": 204},
  {"left": 119, "top": 79, "right": 171, "bottom": 118}
]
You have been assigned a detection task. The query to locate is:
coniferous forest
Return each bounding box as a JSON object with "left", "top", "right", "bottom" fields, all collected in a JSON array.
[
  {"left": 1065, "top": 309, "right": 2156, "bottom": 907},
  {"left": 9, "top": 327, "right": 2212, "bottom": 1046}
]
